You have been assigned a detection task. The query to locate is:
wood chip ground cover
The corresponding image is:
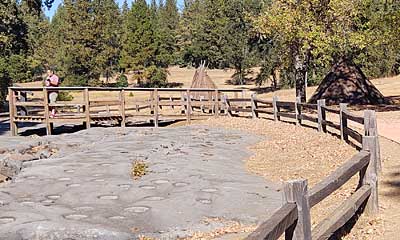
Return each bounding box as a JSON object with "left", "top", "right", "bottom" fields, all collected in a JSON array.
[{"left": 191, "top": 117, "right": 388, "bottom": 239}]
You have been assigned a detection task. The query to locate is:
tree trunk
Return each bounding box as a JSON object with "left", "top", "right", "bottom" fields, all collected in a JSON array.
[
  {"left": 295, "top": 55, "right": 307, "bottom": 102},
  {"left": 272, "top": 69, "right": 278, "bottom": 90}
]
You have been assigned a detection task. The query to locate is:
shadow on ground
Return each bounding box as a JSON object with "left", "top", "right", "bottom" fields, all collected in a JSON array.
[
  {"left": 0, "top": 119, "right": 186, "bottom": 137},
  {"left": 348, "top": 95, "right": 400, "bottom": 112},
  {"left": 382, "top": 166, "right": 400, "bottom": 198},
  {"left": 0, "top": 119, "right": 10, "bottom": 135}
]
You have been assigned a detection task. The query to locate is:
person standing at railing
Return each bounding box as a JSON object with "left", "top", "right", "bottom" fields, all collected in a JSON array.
[{"left": 45, "top": 69, "right": 60, "bottom": 118}]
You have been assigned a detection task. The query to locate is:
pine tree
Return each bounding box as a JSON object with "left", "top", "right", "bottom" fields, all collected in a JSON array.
[
  {"left": 92, "top": 0, "right": 121, "bottom": 83},
  {"left": 178, "top": 0, "right": 261, "bottom": 85},
  {"left": 121, "top": 0, "right": 129, "bottom": 15},
  {"left": 20, "top": 0, "right": 51, "bottom": 78},
  {"left": 223, "top": 0, "right": 262, "bottom": 84},
  {"left": 42, "top": 0, "right": 121, "bottom": 86},
  {"left": 0, "top": 0, "right": 29, "bottom": 103},
  {"left": 120, "top": 0, "right": 157, "bottom": 71},
  {"left": 156, "top": 0, "right": 179, "bottom": 66},
  {"left": 120, "top": 0, "right": 169, "bottom": 87}
]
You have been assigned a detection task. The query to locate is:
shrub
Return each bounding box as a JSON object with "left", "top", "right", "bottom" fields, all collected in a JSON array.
[
  {"left": 139, "top": 66, "right": 168, "bottom": 88},
  {"left": 57, "top": 91, "right": 74, "bottom": 101},
  {"left": 62, "top": 75, "right": 87, "bottom": 86},
  {"left": 131, "top": 160, "right": 148, "bottom": 180},
  {"left": 116, "top": 74, "right": 128, "bottom": 88}
]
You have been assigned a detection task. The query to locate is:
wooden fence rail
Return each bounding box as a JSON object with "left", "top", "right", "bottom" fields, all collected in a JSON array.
[
  {"left": 227, "top": 94, "right": 380, "bottom": 240},
  {"left": 8, "top": 87, "right": 243, "bottom": 136},
  {"left": 246, "top": 203, "right": 298, "bottom": 240}
]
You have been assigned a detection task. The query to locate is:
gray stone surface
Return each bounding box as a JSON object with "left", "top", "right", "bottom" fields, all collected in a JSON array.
[{"left": 0, "top": 126, "right": 282, "bottom": 239}]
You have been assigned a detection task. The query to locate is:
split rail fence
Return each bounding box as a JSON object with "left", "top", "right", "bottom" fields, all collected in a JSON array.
[
  {"left": 7, "top": 87, "right": 381, "bottom": 240},
  {"left": 223, "top": 94, "right": 380, "bottom": 240},
  {"left": 8, "top": 87, "right": 244, "bottom": 136}
]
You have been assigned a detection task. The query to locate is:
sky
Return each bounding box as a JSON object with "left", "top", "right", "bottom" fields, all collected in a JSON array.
[{"left": 44, "top": 0, "right": 185, "bottom": 19}]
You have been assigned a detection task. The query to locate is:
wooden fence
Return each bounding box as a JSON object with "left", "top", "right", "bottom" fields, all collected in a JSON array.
[
  {"left": 8, "top": 87, "right": 244, "bottom": 136},
  {"left": 7, "top": 88, "right": 381, "bottom": 239},
  {"left": 223, "top": 94, "right": 380, "bottom": 240}
]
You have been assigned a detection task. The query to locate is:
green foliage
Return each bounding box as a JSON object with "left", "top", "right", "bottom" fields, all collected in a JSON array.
[
  {"left": 119, "top": 0, "right": 174, "bottom": 87},
  {"left": 57, "top": 91, "right": 74, "bottom": 101},
  {"left": 7, "top": 55, "right": 33, "bottom": 83},
  {"left": 155, "top": 0, "right": 180, "bottom": 67},
  {"left": 116, "top": 74, "right": 128, "bottom": 88},
  {"left": 254, "top": 0, "right": 400, "bottom": 98},
  {"left": 139, "top": 66, "right": 168, "bottom": 88},
  {"left": 62, "top": 75, "right": 87, "bottom": 87},
  {"left": 178, "top": 0, "right": 263, "bottom": 84},
  {"left": 120, "top": 0, "right": 157, "bottom": 71},
  {"left": 2, "top": 0, "right": 399, "bottom": 107},
  {"left": 0, "top": 0, "right": 31, "bottom": 104},
  {"left": 42, "top": 0, "right": 121, "bottom": 86},
  {"left": 0, "top": 58, "right": 12, "bottom": 105},
  {"left": 179, "top": 0, "right": 229, "bottom": 68}
]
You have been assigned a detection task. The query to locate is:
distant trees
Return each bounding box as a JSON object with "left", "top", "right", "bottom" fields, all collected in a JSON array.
[
  {"left": 253, "top": 0, "right": 400, "bottom": 101},
  {"left": 44, "top": 0, "right": 121, "bottom": 86},
  {"left": 0, "top": 0, "right": 30, "bottom": 104},
  {"left": 1, "top": 0, "right": 400, "bottom": 105},
  {"left": 119, "top": 0, "right": 173, "bottom": 87},
  {"left": 179, "top": 0, "right": 263, "bottom": 84}
]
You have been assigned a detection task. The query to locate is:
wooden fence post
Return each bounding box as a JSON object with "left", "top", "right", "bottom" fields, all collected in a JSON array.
[
  {"left": 84, "top": 88, "right": 90, "bottom": 129},
  {"left": 154, "top": 89, "right": 159, "bottom": 128},
  {"left": 284, "top": 179, "right": 312, "bottom": 240},
  {"left": 214, "top": 89, "right": 219, "bottom": 117},
  {"left": 186, "top": 89, "right": 191, "bottom": 124},
  {"left": 340, "top": 103, "right": 348, "bottom": 141},
  {"left": 241, "top": 90, "right": 245, "bottom": 111},
  {"left": 200, "top": 96, "right": 205, "bottom": 113},
  {"left": 170, "top": 96, "right": 174, "bottom": 109},
  {"left": 43, "top": 88, "right": 52, "bottom": 135},
  {"left": 362, "top": 136, "right": 379, "bottom": 216},
  {"left": 251, "top": 93, "right": 258, "bottom": 119},
  {"left": 223, "top": 95, "right": 231, "bottom": 117},
  {"left": 317, "top": 99, "right": 326, "bottom": 132},
  {"left": 364, "top": 110, "right": 381, "bottom": 171},
  {"left": 8, "top": 88, "right": 17, "bottom": 136},
  {"left": 296, "top": 96, "right": 302, "bottom": 125},
  {"left": 273, "top": 96, "right": 279, "bottom": 121},
  {"left": 150, "top": 90, "right": 155, "bottom": 114},
  {"left": 120, "top": 89, "right": 126, "bottom": 128},
  {"left": 181, "top": 92, "right": 186, "bottom": 114}
]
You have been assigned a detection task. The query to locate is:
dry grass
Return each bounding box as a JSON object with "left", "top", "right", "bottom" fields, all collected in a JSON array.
[
  {"left": 131, "top": 160, "right": 149, "bottom": 180},
  {"left": 181, "top": 218, "right": 256, "bottom": 240}
]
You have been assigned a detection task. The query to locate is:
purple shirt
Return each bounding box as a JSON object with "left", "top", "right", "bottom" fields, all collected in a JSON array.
[{"left": 46, "top": 75, "right": 59, "bottom": 87}]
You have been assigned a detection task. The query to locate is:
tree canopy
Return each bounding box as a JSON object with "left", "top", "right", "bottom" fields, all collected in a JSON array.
[
  {"left": 253, "top": 0, "right": 400, "bottom": 101},
  {"left": 1, "top": 0, "right": 399, "bottom": 105}
]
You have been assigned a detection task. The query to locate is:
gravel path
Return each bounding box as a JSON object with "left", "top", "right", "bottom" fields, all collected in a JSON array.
[{"left": 0, "top": 126, "right": 282, "bottom": 240}]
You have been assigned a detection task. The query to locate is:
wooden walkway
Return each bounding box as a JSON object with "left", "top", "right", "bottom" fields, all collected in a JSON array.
[{"left": 8, "top": 87, "right": 245, "bottom": 136}]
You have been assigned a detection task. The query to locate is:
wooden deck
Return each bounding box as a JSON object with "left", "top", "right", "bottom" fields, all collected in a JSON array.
[{"left": 8, "top": 87, "right": 245, "bottom": 136}]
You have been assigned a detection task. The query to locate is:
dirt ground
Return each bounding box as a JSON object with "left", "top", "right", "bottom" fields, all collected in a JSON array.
[{"left": 192, "top": 117, "right": 400, "bottom": 240}]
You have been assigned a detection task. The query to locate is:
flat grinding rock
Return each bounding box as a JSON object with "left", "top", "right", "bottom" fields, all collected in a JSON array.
[{"left": 0, "top": 126, "right": 282, "bottom": 239}]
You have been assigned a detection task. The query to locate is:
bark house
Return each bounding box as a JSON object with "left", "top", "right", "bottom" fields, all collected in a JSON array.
[{"left": 309, "top": 60, "right": 389, "bottom": 105}]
